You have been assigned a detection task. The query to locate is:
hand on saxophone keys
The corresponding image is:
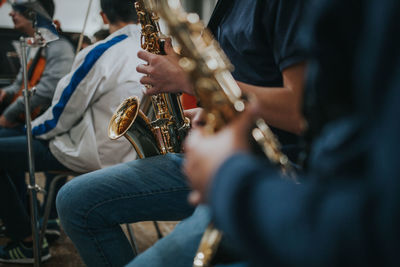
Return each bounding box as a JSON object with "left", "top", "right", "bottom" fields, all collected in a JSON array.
[{"left": 136, "top": 38, "right": 195, "bottom": 96}]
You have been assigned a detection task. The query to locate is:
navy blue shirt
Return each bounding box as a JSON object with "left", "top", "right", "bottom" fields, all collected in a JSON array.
[
  {"left": 208, "top": 0, "right": 307, "bottom": 151},
  {"left": 210, "top": 0, "right": 400, "bottom": 265},
  {"left": 301, "top": 0, "right": 365, "bottom": 143},
  {"left": 208, "top": 0, "right": 307, "bottom": 87}
]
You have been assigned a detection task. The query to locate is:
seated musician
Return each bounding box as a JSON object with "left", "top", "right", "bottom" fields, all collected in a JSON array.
[
  {"left": 0, "top": 0, "right": 73, "bottom": 247},
  {"left": 0, "top": 0, "right": 74, "bottom": 131},
  {"left": 56, "top": 0, "right": 307, "bottom": 266},
  {"left": 181, "top": 0, "right": 400, "bottom": 266},
  {"left": 0, "top": 0, "right": 143, "bottom": 263}
]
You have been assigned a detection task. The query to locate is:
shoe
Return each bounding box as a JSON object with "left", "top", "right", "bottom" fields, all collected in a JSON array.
[
  {"left": 41, "top": 218, "right": 61, "bottom": 243},
  {"left": 0, "top": 239, "right": 51, "bottom": 264}
]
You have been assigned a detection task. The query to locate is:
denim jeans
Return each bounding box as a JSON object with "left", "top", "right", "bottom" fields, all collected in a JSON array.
[
  {"left": 56, "top": 153, "right": 194, "bottom": 267},
  {"left": 0, "top": 126, "right": 65, "bottom": 220},
  {"left": 0, "top": 130, "right": 68, "bottom": 241},
  {"left": 126, "top": 205, "right": 210, "bottom": 267},
  {"left": 127, "top": 205, "right": 248, "bottom": 267},
  {"left": 0, "top": 126, "right": 28, "bottom": 205}
]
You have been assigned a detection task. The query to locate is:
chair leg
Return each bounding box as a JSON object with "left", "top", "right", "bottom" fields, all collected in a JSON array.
[
  {"left": 124, "top": 221, "right": 162, "bottom": 256},
  {"left": 38, "top": 172, "right": 159, "bottom": 258},
  {"left": 39, "top": 174, "right": 69, "bottom": 249},
  {"left": 153, "top": 221, "right": 163, "bottom": 239},
  {"left": 125, "top": 223, "right": 139, "bottom": 256}
]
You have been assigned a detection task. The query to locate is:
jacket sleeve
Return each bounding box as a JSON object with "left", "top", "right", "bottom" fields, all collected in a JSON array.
[
  {"left": 33, "top": 38, "right": 75, "bottom": 100},
  {"left": 3, "top": 95, "right": 50, "bottom": 122},
  {"left": 30, "top": 65, "right": 101, "bottom": 140},
  {"left": 31, "top": 33, "right": 135, "bottom": 140},
  {"left": 31, "top": 71, "right": 141, "bottom": 140},
  {"left": 210, "top": 152, "right": 399, "bottom": 266},
  {"left": 2, "top": 71, "right": 22, "bottom": 96}
]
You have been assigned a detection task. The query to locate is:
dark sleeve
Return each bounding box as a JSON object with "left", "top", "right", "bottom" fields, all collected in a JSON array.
[
  {"left": 210, "top": 2, "right": 400, "bottom": 265},
  {"left": 3, "top": 71, "right": 23, "bottom": 96},
  {"left": 3, "top": 95, "right": 49, "bottom": 122},
  {"left": 300, "top": 0, "right": 364, "bottom": 141},
  {"left": 210, "top": 152, "right": 398, "bottom": 266},
  {"left": 264, "top": 0, "right": 307, "bottom": 71}
]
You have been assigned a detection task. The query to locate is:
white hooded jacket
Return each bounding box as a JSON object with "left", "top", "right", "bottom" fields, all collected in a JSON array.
[{"left": 31, "top": 24, "right": 144, "bottom": 173}]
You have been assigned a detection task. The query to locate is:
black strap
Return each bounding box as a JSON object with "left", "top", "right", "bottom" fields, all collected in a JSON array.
[
  {"left": 207, "top": 0, "right": 234, "bottom": 35},
  {"left": 27, "top": 47, "right": 43, "bottom": 81}
]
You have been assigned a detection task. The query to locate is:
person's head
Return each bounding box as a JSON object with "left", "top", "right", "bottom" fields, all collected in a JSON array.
[
  {"left": 37, "top": 0, "right": 55, "bottom": 18},
  {"left": 99, "top": 0, "right": 137, "bottom": 32},
  {"left": 9, "top": 0, "right": 55, "bottom": 36},
  {"left": 93, "top": 29, "right": 110, "bottom": 42},
  {"left": 81, "top": 35, "right": 92, "bottom": 50}
]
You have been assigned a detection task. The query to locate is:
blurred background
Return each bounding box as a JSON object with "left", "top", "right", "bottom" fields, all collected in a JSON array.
[
  {"left": 0, "top": 1, "right": 217, "bottom": 265},
  {"left": 0, "top": 0, "right": 217, "bottom": 86}
]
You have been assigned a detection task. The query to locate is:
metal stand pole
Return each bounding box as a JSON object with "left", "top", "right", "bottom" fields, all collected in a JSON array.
[
  {"left": 20, "top": 37, "right": 41, "bottom": 267},
  {"left": 125, "top": 224, "right": 139, "bottom": 256}
]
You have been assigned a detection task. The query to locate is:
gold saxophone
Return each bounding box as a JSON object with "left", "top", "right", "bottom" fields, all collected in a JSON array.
[
  {"left": 108, "top": 0, "right": 190, "bottom": 159},
  {"left": 144, "top": 0, "right": 295, "bottom": 266}
]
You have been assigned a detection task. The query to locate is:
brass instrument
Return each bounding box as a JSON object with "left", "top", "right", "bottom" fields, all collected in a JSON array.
[
  {"left": 145, "top": 0, "right": 295, "bottom": 266},
  {"left": 108, "top": 0, "right": 190, "bottom": 159}
]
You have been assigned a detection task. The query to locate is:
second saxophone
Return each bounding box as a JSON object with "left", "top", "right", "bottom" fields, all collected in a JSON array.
[{"left": 108, "top": 0, "right": 190, "bottom": 158}]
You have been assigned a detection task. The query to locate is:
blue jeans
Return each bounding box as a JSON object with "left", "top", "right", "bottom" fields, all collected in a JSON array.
[
  {"left": 0, "top": 126, "right": 65, "bottom": 220},
  {"left": 0, "top": 129, "right": 68, "bottom": 241},
  {"left": 127, "top": 205, "right": 248, "bottom": 267},
  {"left": 0, "top": 126, "right": 29, "bottom": 204},
  {"left": 56, "top": 153, "right": 194, "bottom": 267},
  {"left": 126, "top": 205, "right": 210, "bottom": 267}
]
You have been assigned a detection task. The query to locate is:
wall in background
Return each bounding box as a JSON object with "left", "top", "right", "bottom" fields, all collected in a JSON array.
[
  {"left": 0, "top": 0, "right": 217, "bottom": 80},
  {"left": 0, "top": 0, "right": 216, "bottom": 36},
  {"left": 0, "top": 0, "right": 103, "bottom": 36}
]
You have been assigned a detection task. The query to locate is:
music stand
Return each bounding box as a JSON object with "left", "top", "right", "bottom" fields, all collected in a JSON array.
[
  {"left": 14, "top": 0, "right": 58, "bottom": 265},
  {"left": 20, "top": 35, "right": 42, "bottom": 267}
]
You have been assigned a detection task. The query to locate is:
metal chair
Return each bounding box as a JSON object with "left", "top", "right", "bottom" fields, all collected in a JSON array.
[{"left": 38, "top": 171, "right": 164, "bottom": 256}]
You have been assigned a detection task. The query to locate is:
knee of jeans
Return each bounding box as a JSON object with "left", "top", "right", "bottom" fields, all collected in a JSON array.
[
  {"left": 56, "top": 177, "right": 113, "bottom": 234},
  {"left": 56, "top": 179, "right": 87, "bottom": 230}
]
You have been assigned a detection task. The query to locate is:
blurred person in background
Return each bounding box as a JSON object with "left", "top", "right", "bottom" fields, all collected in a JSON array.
[
  {"left": 0, "top": 0, "right": 74, "bottom": 129},
  {"left": 0, "top": 0, "right": 143, "bottom": 263},
  {"left": 0, "top": 0, "right": 74, "bottom": 246},
  {"left": 93, "top": 28, "right": 110, "bottom": 42}
]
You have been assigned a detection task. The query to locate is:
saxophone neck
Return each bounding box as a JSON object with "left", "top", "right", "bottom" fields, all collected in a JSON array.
[{"left": 135, "top": 0, "right": 164, "bottom": 54}]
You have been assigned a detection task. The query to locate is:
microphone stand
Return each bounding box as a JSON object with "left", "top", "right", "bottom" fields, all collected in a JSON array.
[{"left": 20, "top": 36, "right": 42, "bottom": 267}]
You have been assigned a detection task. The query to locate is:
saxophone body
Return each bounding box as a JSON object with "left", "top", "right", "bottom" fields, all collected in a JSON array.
[
  {"left": 108, "top": 0, "right": 190, "bottom": 158},
  {"left": 145, "top": 0, "right": 294, "bottom": 266}
]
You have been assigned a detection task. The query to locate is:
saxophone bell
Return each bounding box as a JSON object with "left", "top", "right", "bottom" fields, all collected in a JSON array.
[
  {"left": 108, "top": 96, "right": 160, "bottom": 159},
  {"left": 107, "top": 0, "right": 190, "bottom": 159}
]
